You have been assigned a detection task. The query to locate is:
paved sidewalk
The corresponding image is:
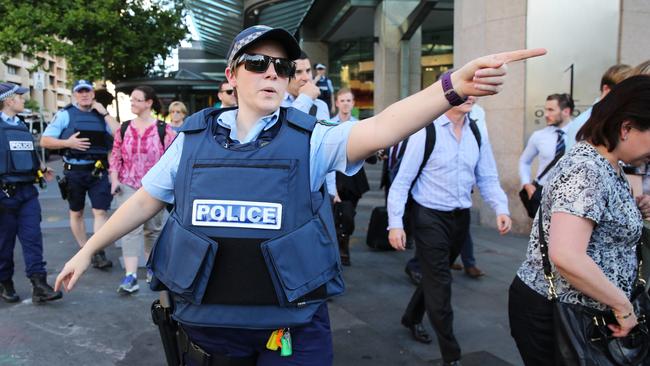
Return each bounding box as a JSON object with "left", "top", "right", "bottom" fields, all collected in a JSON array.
[{"left": 0, "top": 158, "right": 529, "bottom": 365}]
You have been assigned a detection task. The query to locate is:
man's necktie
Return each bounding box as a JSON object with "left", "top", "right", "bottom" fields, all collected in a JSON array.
[{"left": 555, "top": 129, "right": 566, "bottom": 158}]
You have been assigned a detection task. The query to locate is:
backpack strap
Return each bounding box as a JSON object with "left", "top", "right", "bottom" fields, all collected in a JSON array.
[
  {"left": 119, "top": 120, "right": 167, "bottom": 148},
  {"left": 156, "top": 120, "right": 166, "bottom": 147},
  {"left": 468, "top": 116, "right": 482, "bottom": 149},
  {"left": 409, "top": 123, "right": 436, "bottom": 194},
  {"left": 120, "top": 120, "right": 131, "bottom": 140}
]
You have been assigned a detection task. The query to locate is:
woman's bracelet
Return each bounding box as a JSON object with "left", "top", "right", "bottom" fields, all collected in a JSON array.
[{"left": 614, "top": 311, "right": 634, "bottom": 320}]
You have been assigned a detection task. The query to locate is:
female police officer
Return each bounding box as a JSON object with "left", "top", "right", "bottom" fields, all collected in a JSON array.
[
  {"left": 56, "top": 26, "right": 544, "bottom": 365},
  {"left": 0, "top": 83, "right": 62, "bottom": 304}
]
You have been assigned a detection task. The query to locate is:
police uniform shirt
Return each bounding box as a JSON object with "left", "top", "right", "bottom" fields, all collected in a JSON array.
[
  {"left": 42, "top": 104, "right": 113, "bottom": 165},
  {"left": 1, "top": 112, "right": 21, "bottom": 126},
  {"left": 141, "top": 108, "right": 363, "bottom": 203},
  {"left": 325, "top": 114, "right": 358, "bottom": 195},
  {"left": 281, "top": 93, "right": 330, "bottom": 121}
]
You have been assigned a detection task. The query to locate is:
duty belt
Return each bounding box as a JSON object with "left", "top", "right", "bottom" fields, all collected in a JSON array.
[
  {"left": 1, "top": 182, "right": 31, "bottom": 198},
  {"left": 178, "top": 327, "right": 257, "bottom": 366},
  {"left": 64, "top": 163, "right": 95, "bottom": 171}
]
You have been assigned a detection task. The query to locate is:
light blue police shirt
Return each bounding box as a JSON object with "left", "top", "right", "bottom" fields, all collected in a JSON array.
[
  {"left": 281, "top": 93, "right": 330, "bottom": 121},
  {"left": 42, "top": 105, "right": 113, "bottom": 165},
  {"left": 141, "top": 108, "right": 363, "bottom": 204},
  {"left": 1, "top": 112, "right": 20, "bottom": 126}
]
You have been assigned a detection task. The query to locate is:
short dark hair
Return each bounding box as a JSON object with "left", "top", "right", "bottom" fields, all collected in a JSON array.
[
  {"left": 133, "top": 85, "right": 161, "bottom": 113},
  {"left": 600, "top": 64, "right": 631, "bottom": 92},
  {"left": 546, "top": 93, "right": 574, "bottom": 113},
  {"left": 577, "top": 75, "right": 650, "bottom": 151},
  {"left": 298, "top": 50, "right": 309, "bottom": 60}
]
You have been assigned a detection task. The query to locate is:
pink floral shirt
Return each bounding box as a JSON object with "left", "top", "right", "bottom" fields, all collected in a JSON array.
[{"left": 109, "top": 120, "right": 176, "bottom": 189}]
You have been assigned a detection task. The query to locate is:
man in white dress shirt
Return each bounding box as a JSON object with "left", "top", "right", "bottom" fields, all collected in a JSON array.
[{"left": 519, "top": 93, "right": 574, "bottom": 203}]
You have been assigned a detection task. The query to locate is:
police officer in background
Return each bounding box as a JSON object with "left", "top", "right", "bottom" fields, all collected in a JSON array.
[
  {"left": 55, "top": 25, "right": 544, "bottom": 365},
  {"left": 314, "top": 63, "right": 335, "bottom": 116},
  {"left": 0, "top": 83, "right": 62, "bottom": 303},
  {"left": 41, "top": 80, "right": 119, "bottom": 269}
]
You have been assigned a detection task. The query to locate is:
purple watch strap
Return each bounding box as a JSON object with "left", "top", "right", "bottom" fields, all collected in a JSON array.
[{"left": 441, "top": 71, "right": 466, "bottom": 106}]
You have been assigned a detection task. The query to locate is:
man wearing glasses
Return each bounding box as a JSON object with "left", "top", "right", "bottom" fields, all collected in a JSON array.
[{"left": 217, "top": 81, "right": 237, "bottom": 108}]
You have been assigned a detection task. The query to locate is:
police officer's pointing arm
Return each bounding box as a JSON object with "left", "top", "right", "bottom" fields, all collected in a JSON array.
[
  {"left": 345, "top": 49, "right": 546, "bottom": 163},
  {"left": 55, "top": 188, "right": 165, "bottom": 292}
]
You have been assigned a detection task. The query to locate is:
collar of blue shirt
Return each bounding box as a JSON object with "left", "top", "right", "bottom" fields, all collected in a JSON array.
[
  {"left": 216, "top": 108, "right": 280, "bottom": 144},
  {"left": 0, "top": 112, "right": 18, "bottom": 125}
]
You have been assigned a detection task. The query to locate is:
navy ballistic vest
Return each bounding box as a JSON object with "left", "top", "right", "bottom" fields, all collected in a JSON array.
[
  {"left": 0, "top": 118, "right": 40, "bottom": 184},
  {"left": 59, "top": 105, "right": 112, "bottom": 160},
  {"left": 316, "top": 76, "right": 332, "bottom": 109},
  {"left": 149, "top": 107, "right": 343, "bottom": 329}
]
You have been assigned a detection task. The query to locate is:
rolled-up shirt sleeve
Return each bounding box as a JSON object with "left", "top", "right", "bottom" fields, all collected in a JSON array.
[{"left": 141, "top": 133, "right": 184, "bottom": 204}]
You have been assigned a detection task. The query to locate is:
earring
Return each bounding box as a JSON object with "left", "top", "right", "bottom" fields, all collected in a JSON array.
[{"left": 623, "top": 136, "right": 628, "bottom": 141}]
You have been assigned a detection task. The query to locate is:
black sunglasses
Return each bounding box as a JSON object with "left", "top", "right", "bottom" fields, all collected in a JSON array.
[
  {"left": 220, "top": 89, "right": 234, "bottom": 95},
  {"left": 235, "top": 53, "right": 295, "bottom": 78}
]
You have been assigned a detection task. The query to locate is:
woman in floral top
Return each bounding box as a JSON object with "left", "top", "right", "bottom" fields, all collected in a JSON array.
[
  {"left": 109, "top": 86, "right": 176, "bottom": 294},
  {"left": 508, "top": 75, "right": 650, "bottom": 366}
]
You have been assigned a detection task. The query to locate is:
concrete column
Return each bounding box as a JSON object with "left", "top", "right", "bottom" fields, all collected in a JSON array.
[
  {"left": 619, "top": 0, "right": 650, "bottom": 65},
  {"left": 373, "top": 0, "right": 420, "bottom": 113},
  {"left": 301, "top": 40, "right": 329, "bottom": 69},
  {"left": 454, "top": 0, "right": 528, "bottom": 233}
]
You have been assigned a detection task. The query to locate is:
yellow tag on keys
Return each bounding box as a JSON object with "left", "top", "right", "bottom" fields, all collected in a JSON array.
[{"left": 266, "top": 330, "right": 280, "bottom": 351}]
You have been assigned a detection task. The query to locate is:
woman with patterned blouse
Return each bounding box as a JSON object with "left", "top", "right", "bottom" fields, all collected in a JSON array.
[
  {"left": 508, "top": 75, "right": 650, "bottom": 366},
  {"left": 109, "top": 86, "right": 176, "bottom": 295}
]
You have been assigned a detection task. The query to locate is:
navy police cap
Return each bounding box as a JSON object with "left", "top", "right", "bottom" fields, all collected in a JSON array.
[
  {"left": 227, "top": 25, "right": 301, "bottom": 65},
  {"left": 0, "top": 82, "right": 28, "bottom": 101},
  {"left": 73, "top": 80, "right": 94, "bottom": 93}
]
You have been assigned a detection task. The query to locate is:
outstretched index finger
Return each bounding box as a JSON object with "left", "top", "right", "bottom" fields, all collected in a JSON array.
[{"left": 497, "top": 48, "right": 547, "bottom": 64}]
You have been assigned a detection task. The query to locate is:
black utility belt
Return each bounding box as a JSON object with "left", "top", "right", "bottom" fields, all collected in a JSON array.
[{"left": 64, "top": 163, "right": 95, "bottom": 171}]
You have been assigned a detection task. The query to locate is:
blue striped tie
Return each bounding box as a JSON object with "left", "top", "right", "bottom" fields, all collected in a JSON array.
[{"left": 556, "top": 129, "right": 566, "bottom": 158}]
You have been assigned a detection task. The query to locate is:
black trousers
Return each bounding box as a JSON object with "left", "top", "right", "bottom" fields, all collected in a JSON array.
[
  {"left": 508, "top": 275, "right": 558, "bottom": 366},
  {"left": 402, "top": 203, "right": 469, "bottom": 363}
]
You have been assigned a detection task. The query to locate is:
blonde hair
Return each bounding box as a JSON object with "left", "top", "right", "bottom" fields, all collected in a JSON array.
[
  {"left": 168, "top": 101, "right": 187, "bottom": 115},
  {"left": 335, "top": 88, "right": 354, "bottom": 99},
  {"left": 631, "top": 60, "right": 650, "bottom": 76}
]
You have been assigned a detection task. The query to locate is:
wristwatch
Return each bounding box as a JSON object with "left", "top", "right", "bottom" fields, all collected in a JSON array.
[{"left": 441, "top": 71, "right": 467, "bottom": 106}]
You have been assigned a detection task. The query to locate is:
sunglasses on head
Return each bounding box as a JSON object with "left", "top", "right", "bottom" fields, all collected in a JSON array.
[
  {"left": 220, "top": 89, "right": 234, "bottom": 95},
  {"left": 234, "top": 53, "right": 295, "bottom": 78}
]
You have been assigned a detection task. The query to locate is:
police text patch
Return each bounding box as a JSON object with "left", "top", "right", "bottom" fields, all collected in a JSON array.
[
  {"left": 9, "top": 141, "right": 34, "bottom": 151},
  {"left": 192, "top": 199, "right": 282, "bottom": 230}
]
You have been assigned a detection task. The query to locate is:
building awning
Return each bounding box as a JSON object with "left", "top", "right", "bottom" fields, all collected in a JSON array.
[{"left": 185, "top": 0, "right": 314, "bottom": 57}]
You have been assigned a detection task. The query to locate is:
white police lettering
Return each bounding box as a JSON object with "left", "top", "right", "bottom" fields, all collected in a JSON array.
[
  {"left": 192, "top": 199, "right": 282, "bottom": 230},
  {"left": 9, "top": 141, "right": 34, "bottom": 151}
]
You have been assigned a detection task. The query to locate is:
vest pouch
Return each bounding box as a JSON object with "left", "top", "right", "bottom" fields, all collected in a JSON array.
[
  {"left": 149, "top": 214, "right": 217, "bottom": 304},
  {"left": 261, "top": 215, "right": 340, "bottom": 306},
  {"left": 5, "top": 129, "right": 36, "bottom": 173}
]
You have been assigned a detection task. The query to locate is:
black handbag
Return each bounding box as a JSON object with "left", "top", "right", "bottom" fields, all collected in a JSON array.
[
  {"left": 537, "top": 209, "right": 650, "bottom": 366},
  {"left": 520, "top": 153, "right": 563, "bottom": 219}
]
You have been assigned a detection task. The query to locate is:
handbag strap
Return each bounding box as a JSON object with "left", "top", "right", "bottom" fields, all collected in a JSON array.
[
  {"left": 536, "top": 152, "right": 563, "bottom": 182},
  {"left": 536, "top": 207, "right": 558, "bottom": 300}
]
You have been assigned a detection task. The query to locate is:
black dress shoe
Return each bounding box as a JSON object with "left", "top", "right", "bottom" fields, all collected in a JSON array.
[
  {"left": 0, "top": 279, "right": 20, "bottom": 303},
  {"left": 401, "top": 316, "right": 432, "bottom": 344},
  {"left": 91, "top": 249, "right": 113, "bottom": 270}
]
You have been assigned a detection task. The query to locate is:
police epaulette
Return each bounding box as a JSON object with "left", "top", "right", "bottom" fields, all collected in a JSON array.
[{"left": 316, "top": 120, "right": 339, "bottom": 127}]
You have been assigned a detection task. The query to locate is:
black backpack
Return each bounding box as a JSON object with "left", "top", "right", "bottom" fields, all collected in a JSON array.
[{"left": 120, "top": 120, "right": 167, "bottom": 147}]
